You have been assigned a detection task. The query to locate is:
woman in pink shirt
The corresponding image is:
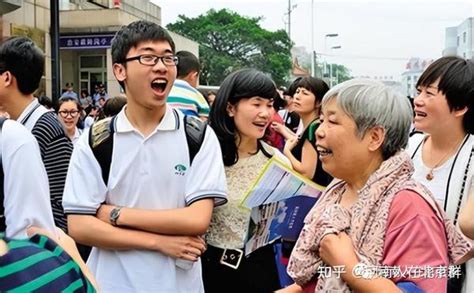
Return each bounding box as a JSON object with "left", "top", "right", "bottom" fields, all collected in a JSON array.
[{"left": 281, "top": 79, "right": 471, "bottom": 293}]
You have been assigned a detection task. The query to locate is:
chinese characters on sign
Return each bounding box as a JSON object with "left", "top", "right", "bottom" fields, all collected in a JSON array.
[
  {"left": 59, "top": 34, "right": 116, "bottom": 49},
  {"left": 315, "top": 265, "right": 463, "bottom": 279}
]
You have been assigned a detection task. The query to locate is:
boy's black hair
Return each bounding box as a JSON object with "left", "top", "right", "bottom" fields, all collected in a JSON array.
[
  {"left": 37, "top": 95, "right": 53, "bottom": 109},
  {"left": 417, "top": 56, "right": 474, "bottom": 134},
  {"left": 111, "top": 20, "right": 176, "bottom": 91},
  {"left": 103, "top": 96, "right": 127, "bottom": 117},
  {"left": 176, "top": 51, "right": 200, "bottom": 78},
  {"left": 0, "top": 37, "right": 44, "bottom": 95}
]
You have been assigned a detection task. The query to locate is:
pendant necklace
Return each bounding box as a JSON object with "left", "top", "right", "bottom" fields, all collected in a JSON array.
[{"left": 426, "top": 134, "right": 468, "bottom": 181}]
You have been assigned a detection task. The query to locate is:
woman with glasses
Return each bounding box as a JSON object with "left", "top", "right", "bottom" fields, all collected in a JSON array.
[{"left": 57, "top": 97, "right": 82, "bottom": 145}]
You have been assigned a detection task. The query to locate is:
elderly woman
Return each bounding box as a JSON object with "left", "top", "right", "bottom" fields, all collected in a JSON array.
[{"left": 284, "top": 79, "right": 471, "bottom": 293}]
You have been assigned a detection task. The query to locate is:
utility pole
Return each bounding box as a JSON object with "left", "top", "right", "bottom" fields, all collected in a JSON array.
[
  {"left": 286, "top": 0, "right": 297, "bottom": 40},
  {"left": 310, "top": 0, "right": 315, "bottom": 77},
  {"left": 50, "top": 0, "right": 60, "bottom": 105},
  {"left": 288, "top": 0, "right": 291, "bottom": 40}
]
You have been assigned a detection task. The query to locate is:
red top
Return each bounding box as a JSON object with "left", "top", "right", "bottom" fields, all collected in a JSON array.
[
  {"left": 301, "top": 190, "right": 448, "bottom": 292},
  {"left": 382, "top": 190, "right": 448, "bottom": 292}
]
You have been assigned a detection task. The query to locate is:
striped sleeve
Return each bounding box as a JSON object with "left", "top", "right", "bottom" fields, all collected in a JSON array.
[
  {"left": 168, "top": 82, "right": 210, "bottom": 118},
  {"left": 0, "top": 235, "right": 95, "bottom": 292},
  {"left": 31, "top": 112, "right": 74, "bottom": 231}
]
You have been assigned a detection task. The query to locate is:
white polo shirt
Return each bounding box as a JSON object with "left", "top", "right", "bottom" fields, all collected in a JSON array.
[
  {"left": 1, "top": 119, "right": 55, "bottom": 238},
  {"left": 63, "top": 106, "right": 227, "bottom": 292},
  {"left": 16, "top": 99, "right": 50, "bottom": 130}
]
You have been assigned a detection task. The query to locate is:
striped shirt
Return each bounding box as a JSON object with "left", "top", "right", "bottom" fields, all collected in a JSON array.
[
  {"left": 167, "top": 79, "right": 210, "bottom": 118},
  {"left": 30, "top": 112, "right": 73, "bottom": 231},
  {"left": 0, "top": 234, "right": 95, "bottom": 292}
]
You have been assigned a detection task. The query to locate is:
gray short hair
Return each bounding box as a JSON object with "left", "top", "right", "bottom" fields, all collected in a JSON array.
[{"left": 322, "top": 79, "right": 413, "bottom": 159}]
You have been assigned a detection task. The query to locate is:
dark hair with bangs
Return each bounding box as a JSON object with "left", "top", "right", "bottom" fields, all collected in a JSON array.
[
  {"left": 111, "top": 20, "right": 175, "bottom": 91},
  {"left": 286, "top": 77, "right": 302, "bottom": 97},
  {"left": 56, "top": 96, "right": 82, "bottom": 115},
  {"left": 0, "top": 37, "right": 44, "bottom": 95},
  {"left": 295, "top": 76, "right": 330, "bottom": 107},
  {"left": 416, "top": 56, "right": 474, "bottom": 133},
  {"left": 209, "top": 68, "right": 278, "bottom": 166}
]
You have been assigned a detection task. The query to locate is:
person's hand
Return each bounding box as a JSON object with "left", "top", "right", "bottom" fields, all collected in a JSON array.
[
  {"left": 284, "top": 136, "right": 299, "bottom": 154},
  {"left": 319, "top": 232, "right": 358, "bottom": 268},
  {"left": 96, "top": 204, "right": 115, "bottom": 224},
  {"left": 155, "top": 235, "right": 206, "bottom": 261},
  {"left": 270, "top": 121, "right": 286, "bottom": 134}
]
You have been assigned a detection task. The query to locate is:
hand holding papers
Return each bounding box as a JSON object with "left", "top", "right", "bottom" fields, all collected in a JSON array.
[
  {"left": 240, "top": 158, "right": 325, "bottom": 255},
  {"left": 240, "top": 158, "right": 323, "bottom": 208}
]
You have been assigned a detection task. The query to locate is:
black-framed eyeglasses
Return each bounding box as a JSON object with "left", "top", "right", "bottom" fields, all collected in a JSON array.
[
  {"left": 58, "top": 110, "right": 80, "bottom": 118},
  {"left": 122, "top": 54, "right": 179, "bottom": 66}
]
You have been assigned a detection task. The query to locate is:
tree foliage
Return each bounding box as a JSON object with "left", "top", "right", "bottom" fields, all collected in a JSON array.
[
  {"left": 167, "top": 9, "right": 292, "bottom": 86},
  {"left": 327, "top": 63, "right": 352, "bottom": 84}
]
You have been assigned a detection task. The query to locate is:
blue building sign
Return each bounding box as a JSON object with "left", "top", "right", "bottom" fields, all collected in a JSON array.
[{"left": 60, "top": 34, "right": 116, "bottom": 49}]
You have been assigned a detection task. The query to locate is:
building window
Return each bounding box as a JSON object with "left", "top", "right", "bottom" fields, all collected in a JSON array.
[
  {"left": 457, "top": 36, "right": 460, "bottom": 46},
  {"left": 463, "top": 32, "right": 467, "bottom": 43},
  {"left": 80, "top": 56, "right": 103, "bottom": 68}
]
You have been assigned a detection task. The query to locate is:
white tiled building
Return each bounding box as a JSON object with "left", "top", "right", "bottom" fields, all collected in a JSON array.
[
  {"left": 0, "top": 0, "right": 198, "bottom": 98},
  {"left": 400, "top": 58, "right": 433, "bottom": 98},
  {"left": 443, "top": 17, "right": 474, "bottom": 60}
]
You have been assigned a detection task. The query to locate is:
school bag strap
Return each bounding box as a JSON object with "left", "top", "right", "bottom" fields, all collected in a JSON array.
[
  {"left": 89, "top": 111, "right": 207, "bottom": 186},
  {"left": 183, "top": 113, "right": 207, "bottom": 165},
  {"left": 89, "top": 116, "right": 117, "bottom": 186},
  {"left": 0, "top": 117, "right": 9, "bottom": 232}
]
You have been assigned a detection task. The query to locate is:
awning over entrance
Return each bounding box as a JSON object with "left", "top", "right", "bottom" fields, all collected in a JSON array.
[{"left": 0, "top": 0, "right": 22, "bottom": 15}]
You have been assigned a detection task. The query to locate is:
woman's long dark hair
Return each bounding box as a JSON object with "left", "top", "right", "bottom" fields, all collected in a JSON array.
[{"left": 209, "top": 68, "right": 278, "bottom": 166}]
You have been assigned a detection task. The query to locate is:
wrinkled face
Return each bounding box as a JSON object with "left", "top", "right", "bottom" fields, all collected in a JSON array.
[
  {"left": 228, "top": 96, "right": 274, "bottom": 141},
  {"left": 413, "top": 80, "right": 462, "bottom": 134},
  {"left": 113, "top": 40, "right": 177, "bottom": 111},
  {"left": 58, "top": 101, "right": 80, "bottom": 132},
  {"left": 293, "top": 87, "right": 318, "bottom": 115},
  {"left": 316, "top": 99, "right": 372, "bottom": 180}
]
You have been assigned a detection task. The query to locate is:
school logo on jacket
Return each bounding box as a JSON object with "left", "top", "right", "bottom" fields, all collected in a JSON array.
[{"left": 174, "top": 164, "right": 187, "bottom": 176}]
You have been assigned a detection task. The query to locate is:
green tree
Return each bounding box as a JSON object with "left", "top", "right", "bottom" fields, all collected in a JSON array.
[
  {"left": 327, "top": 63, "right": 352, "bottom": 85},
  {"left": 167, "top": 9, "right": 292, "bottom": 86}
]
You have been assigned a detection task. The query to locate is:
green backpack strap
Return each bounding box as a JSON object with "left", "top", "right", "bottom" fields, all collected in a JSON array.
[{"left": 307, "top": 119, "right": 320, "bottom": 144}]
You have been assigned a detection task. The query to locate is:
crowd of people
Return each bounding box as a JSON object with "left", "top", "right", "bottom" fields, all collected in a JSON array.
[{"left": 0, "top": 19, "right": 473, "bottom": 293}]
